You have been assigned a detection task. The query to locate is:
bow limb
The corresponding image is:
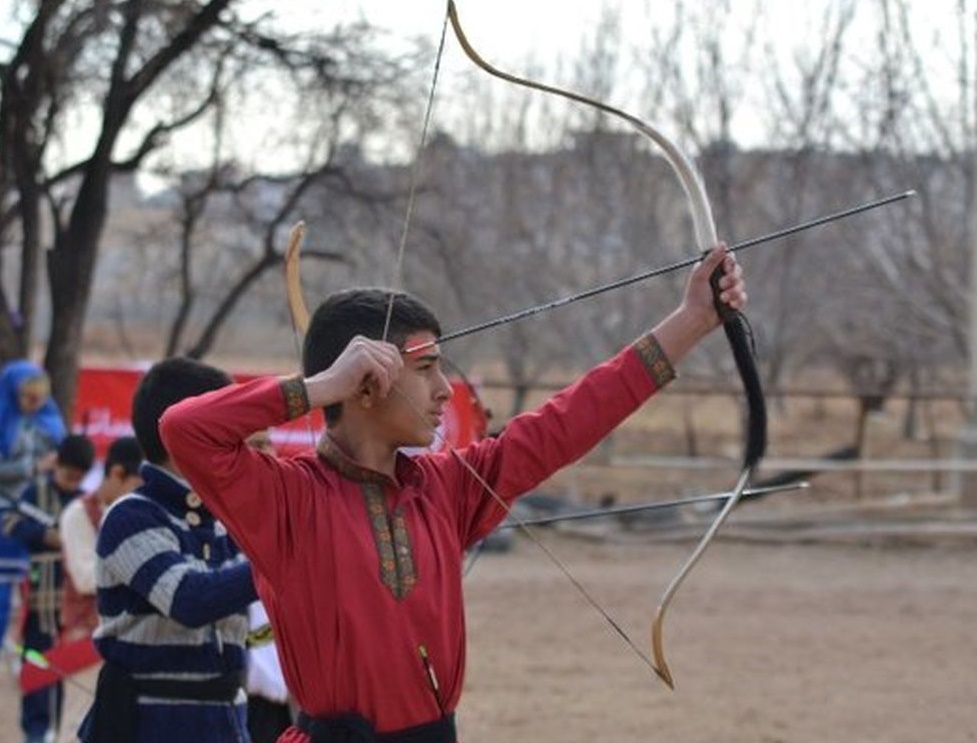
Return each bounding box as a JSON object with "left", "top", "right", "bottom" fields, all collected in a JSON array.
[
  {"left": 283, "top": 220, "right": 325, "bottom": 450},
  {"left": 284, "top": 221, "right": 311, "bottom": 337},
  {"left": 447, "top": 0, "right": 767, "bottom": 689}
]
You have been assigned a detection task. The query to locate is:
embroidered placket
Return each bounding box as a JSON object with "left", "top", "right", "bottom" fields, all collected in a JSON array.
[{"left": 362, "top": 483, "right": 417, "bottom": 600}]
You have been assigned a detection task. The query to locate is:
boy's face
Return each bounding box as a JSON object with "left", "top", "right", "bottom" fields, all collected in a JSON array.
[
  {"left": 376, "top": 331, "right": 453, "bottom": 448},
  {"left": 53, "top": 464, "right": 88, "bottom": 494},
  {"left": 105, "top": 466, "right": 143, "bottom": 505}
]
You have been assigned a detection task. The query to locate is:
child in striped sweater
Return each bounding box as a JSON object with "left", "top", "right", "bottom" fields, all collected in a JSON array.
[{"left": 78, "top": 358, "right": 258, "bottom": 743}]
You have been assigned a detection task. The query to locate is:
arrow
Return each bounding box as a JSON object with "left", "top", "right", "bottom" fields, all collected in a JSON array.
[{"left": 498, "top": 481, "right": 809, "bottom": 529}]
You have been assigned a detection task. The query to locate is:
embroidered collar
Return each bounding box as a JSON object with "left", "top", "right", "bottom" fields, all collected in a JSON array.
[{"left": 316, "top": 435, "right": 423, "bottom": 488}]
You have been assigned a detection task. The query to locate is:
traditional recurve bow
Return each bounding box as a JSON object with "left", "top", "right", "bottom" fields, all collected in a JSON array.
[
  {"left": 445, "top": 0, "right": 767, "bottom": 689},
  {"left": 282, "top": 3, "right": 913, "bottom": 690}
]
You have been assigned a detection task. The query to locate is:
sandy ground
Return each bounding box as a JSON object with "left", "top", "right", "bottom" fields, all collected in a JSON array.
[
  {"left": 459, "top": 535, "right": 977, "bottom": 743},
  {"left": 0, "top": 533, "right": 974, "bottom": 743}
]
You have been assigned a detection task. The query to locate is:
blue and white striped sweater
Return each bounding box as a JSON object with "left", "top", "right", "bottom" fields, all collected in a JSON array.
[{"left": 94, "top": 463, "right": 256, "bottom": 683}]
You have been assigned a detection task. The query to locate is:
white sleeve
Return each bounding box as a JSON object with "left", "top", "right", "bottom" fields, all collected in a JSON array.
[
  {"left": 60, "top": 498, "right": 98, "bottom": 595},
  {"left": 247, "top": 601, "right": 290, "bottom": 703}
]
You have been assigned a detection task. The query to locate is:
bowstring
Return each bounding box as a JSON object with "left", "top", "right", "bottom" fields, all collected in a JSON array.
[
  {"left": 381, "top": 3, "right": 657, "bottom": 677},
  {"left": 381, "top": 7, "right": 450, "bottom": 342},
  {"left": 389, "top": 384, "right": 658, "bottom": 675}
]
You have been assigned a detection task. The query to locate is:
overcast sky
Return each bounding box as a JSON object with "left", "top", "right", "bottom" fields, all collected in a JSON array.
[
  {"left": 275, "top": 0, "right": 613, "bottom": 58},
  {"left": 275, "top": 1, "right": 960, "bottom": 128},
  {"left": 2, "top": 0, "right": 961, "bottom": 178},
  {"left": 284, "top": 0, "right": 955, "bottom": 65}
]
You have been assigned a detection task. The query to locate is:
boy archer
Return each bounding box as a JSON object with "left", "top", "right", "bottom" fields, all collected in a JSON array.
[{"left": 160, "top": 245, "right": 746, "bottom": 743}]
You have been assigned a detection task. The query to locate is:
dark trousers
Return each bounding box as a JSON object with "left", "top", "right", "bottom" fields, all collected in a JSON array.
[
  {"left": 247, "top": 695, "right": 293, "bottom": 743},
  {"left": 21, "top": 610, "right": 63, "bottom": 743}
]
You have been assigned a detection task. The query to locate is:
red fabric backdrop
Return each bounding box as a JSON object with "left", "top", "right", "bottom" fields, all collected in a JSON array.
[{"left": 73, "top": 365, "right": 488, "bottom": 458}]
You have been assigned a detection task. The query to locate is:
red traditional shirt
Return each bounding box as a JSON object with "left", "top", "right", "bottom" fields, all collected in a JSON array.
[{"left": 160, "top": 335, "right": 674, "bottom": 741}]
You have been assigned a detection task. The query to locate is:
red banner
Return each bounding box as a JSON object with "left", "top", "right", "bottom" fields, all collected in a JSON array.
[
  {"left": 74, "top": 365, "right": 488, "bottom": 458},
  {"left": 19, "top": 637, "right": 100, "bottom": 693}
]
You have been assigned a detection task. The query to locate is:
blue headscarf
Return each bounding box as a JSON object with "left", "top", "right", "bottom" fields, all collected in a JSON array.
[{"left": 0, "top": 360, "right": 67, "bottom": 458}]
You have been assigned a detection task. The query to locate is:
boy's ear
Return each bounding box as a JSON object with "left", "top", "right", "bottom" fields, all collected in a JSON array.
[{"left": 355, "top": 378, "right": 376, "bottom": 409}]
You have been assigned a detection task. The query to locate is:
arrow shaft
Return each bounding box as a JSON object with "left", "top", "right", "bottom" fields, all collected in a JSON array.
[
  {"left": 420, "top": 190, "right": 915, "bottom": 351},
  {"left": 499, "top": 481, "right": 808, "bottom": 529}
]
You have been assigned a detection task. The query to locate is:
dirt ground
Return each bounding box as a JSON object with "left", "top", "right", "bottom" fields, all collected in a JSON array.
[
  {"left": 458, "top": 534, "right": 977, "bottom": 743},
  {"left": 0, "top": 530, "right": 973, "bottom": 742}
]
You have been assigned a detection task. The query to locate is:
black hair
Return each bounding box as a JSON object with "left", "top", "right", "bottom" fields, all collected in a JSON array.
[
  {"left": 302, "top": 289, "right": 441, "bottom": 425},
  {"left": 132, "top": 357, "right": 232, "bottom": 465},
  {"left": 103, "top": 435, "right": 143, "bottom": 477},
  {"left": 57, "top": 433, "right": 96, "bottom": 472}
]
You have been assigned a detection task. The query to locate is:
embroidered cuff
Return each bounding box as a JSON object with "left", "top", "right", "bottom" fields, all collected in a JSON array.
[
  {"left": 279, "top": 375, "right": 310, "bottom": 420},
  {"left": 632, "top": 333, "right": 676, "bottom": 389}
]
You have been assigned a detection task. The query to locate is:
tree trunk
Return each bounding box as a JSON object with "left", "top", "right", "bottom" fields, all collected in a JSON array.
[
  {"left": 44, "top": 114, "right": 123, "bottom": 412},
  {"left": 45, "top": 182, "right": 108, "bottom": 418}
]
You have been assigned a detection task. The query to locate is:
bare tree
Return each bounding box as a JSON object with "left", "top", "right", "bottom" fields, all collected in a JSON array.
[{"left": 0, "top": 0, "right": 418, "bottom": 414}]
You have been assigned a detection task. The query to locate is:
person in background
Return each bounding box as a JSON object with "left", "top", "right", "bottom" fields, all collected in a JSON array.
[
  {"left": 57, "top": 435, "right": 143, "bottom": 743},
  {"left": 0, "top": 361, "right": 67, "bottom": 659},
  {"left": 77, "top": 357, "right": 257, "bottom": 743},
  {"left": 246, "top": 599, "right": 295, "bottom": 743},
  {"left": 5, "top": 433, "right": 95, "bottom": 743},
  {"left": 244, "top": 429, "right": 295, "bottom": 743}
]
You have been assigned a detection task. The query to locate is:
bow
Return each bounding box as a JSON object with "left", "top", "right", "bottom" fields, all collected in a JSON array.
[
  {"left": 445, "top": 0, "right": 767, "bottom": 688},
  {"left": 283, "top": 220, "right": 330, "bottom": 454},
  {"left": 284, "top": 221, "right": 310, "bottom": 336}
]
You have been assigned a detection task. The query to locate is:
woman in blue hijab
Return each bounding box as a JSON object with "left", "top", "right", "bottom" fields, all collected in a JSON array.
[
  {"left": 0, "top": 360, "right": 67, "bottom": 649},
  {"left": 0, "top": 361, "right": 66, "bottom": 464}
]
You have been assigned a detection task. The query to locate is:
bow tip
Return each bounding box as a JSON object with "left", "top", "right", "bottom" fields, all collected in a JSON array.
[
  {"left": 653, "top": 664, "right": 675, "bottom": 690},
  {"left": 285, "top": 222, "right": 307, "bottom": 263},
  {"left": 651, "top": 616, "right": 676, "bottom": 690}
]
